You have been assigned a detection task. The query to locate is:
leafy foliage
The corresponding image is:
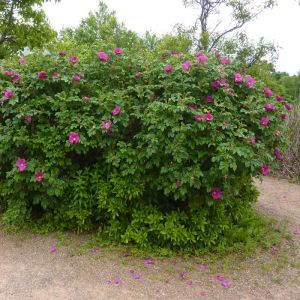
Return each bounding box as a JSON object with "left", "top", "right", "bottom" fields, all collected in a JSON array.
[{"left": 0, "top": 45, "right": 295, "bottom": 251}]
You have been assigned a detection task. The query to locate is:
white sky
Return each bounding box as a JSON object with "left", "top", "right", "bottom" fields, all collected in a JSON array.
[{"left": 43, "top": 0, "right": 300, "bottom": 75}]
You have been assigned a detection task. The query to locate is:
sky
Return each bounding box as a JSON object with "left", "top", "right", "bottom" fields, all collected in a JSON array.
[{"left": 43, "top": 0, "right": 300, "bottom": 75}]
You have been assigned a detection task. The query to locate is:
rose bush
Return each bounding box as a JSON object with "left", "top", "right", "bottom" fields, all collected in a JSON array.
[{"left": 0, "top": 46, "right": 294, "bottom": 251}]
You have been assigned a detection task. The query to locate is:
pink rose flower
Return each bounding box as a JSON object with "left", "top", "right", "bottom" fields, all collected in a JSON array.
[
  {"left": 112, "top": 106, "right": 121, "bottom": 116},
  {"left": 59, "top": 51, "right": 67, "bottom": 57},
  {"left": 260, "top": 116, "right": 269, "bottom": 126},
  {"left": 35, "top": 172, "right": 44, "bottom": 183},
  {"left": 285, "top": 103, "right": 292, "bottom": 111},
  {"left": 182, "top": 60, "right": 191, "bottom": 71},
  {"left": 177, "top": 53, "right": 184, "bottom": 59},
  {"left": 25, "top": 115, "right": 32, "bottom": 123},
  {"left": 164, "top": 65, "right": 173, "bottom": 72},
  {"left": 274, "top": 149, "right": 283, "bottom": 161},
  {"left": 11, "top": 74, "right": 20, "bottom": 83},
  {"left": 196, "top": 52, "right": 208, "bottom": 63},
  {"left": 195, "top": 114, "right": 202, "bottom": 122},
  {"left": 211, "top": 187, "right": 222, "bottom": 201},
  {"left": 205, "top": 95, "right": 213, "bottom": 103},
  {"left": 246, "top": 75, "right": 255, "bottom": 88},
  {"left": 16, "top": 158, "right": 27, "bottom": 172},
  {"left": 135, "top": 72, "right": 141, "bottom": 78},
  {"left": 37, "top": 72, "right": 47, "bottom": 79},
  {"left": 219, "top": 57, "right": 230, "bottom": 65},
  {"left": 102, "top": 120, "right": 112, "bottom": 130},
  {"left": 189, "top": 103, "right": 198, "bottom": 109},
  {"left": 233, "top": 73, "right": 243, "bottom": 83},
  {"left": 211, "top": 81, "right": 220, "bottom": 88},
  {"left": 82, "top": 96, "right": 90, "bottom": 102},
  {"left": 260, "top": 164, "right": 270, "bottom": 176},
  {"left": 53, "top": 72, "right": 59, "bottom": 79},
  {"left": 263, "top": 88, "right": 273, "bottom": 96},
  {"left": 68, "top": 132, "right": 80, "bottom": 144},
  {"left": 280, "top": 113, "right": 288, "bottom": 120},
  {"left": 205, "top": 113, "right": 214, "bottom": 122},
  {"left": 4, "top": 70, "right": 15, "bottom": 76},
  {"left": 70, "top": 56, "right": 78, "bottom": 64},
  {"left": 4, "top": 90, "right": 13, "bottom": 98},
  {"left": 72, "top": 75, "right": 81, "bottom": 81},
  {"left": 249, "top": 136, "right": 256, "bottom": 145},
  {"left": 276, "top": 96, "right": 283, "bottom": 102},
  {"left": 264, "top": 104, "right": 275, "bottom": 111},
  {"left": 219, "top": 77, "right": 227, "bottom": 84},
  {"left": 114, "top": 48, "right": 123, "bottom": 55},
  {"left": 18, "top": 58, "right": 26, "bottom": 65},
  {"left": 97, "top": 52, "right": 109, "bottom": 61}
]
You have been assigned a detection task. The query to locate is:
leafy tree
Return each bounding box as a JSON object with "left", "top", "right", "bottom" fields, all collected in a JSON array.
[
  {"left": 60, "top": 2, "right": 143, "bottom": 50},
  {"left": 183, "top": 0, "right": 276, "bottom": 51},
  {"left": 0, "top": 0, "right": 60, "bottom": 58}
]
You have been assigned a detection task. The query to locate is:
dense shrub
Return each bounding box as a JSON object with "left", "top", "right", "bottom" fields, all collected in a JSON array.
[{"left": 0, "top": 47, "right": 294, "bottom": 251}]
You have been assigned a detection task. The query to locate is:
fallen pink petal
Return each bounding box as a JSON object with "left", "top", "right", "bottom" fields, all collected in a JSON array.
[
  {"left": 49, "top": 245, "right": 57, "bottom": 253},
  {"left": 144, "top": 259, "right": 154, "bottom": 265},
  {"left": 293, "top": 229, "right": 300, "bottom": 235},
  {"left": 199, "top": 264, "right": 208, "bottom": 270},
  {"left": 114, "top": 277, "right": 121, "bottom": 285},
  {"left": 186, "top": 279, "right": 193, "bottom": 286},
  {"left": 134, "top": 272, "right": 141, "bottom": 280}
]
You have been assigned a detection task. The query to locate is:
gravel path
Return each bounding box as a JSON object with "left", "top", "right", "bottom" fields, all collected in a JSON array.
[{"left": 0, "top": 178, "right": 299, "bottom": 300}]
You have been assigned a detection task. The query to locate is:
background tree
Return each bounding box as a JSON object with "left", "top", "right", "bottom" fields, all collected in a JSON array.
[
  {"left": 183, "top": 0, "right": 276, "bottom": 51},
  {"left": 0, "top": 0, "right": 60, "bottom": 58},
  {"left": 60, "top": 2, "right": 143, "bottom": 50}
]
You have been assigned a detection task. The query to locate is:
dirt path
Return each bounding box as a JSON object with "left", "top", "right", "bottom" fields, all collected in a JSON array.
[{"left": 0, "top": 178, "right": 300, "bottom": 300}]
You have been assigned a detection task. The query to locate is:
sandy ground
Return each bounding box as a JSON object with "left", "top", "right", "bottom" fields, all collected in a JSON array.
[{"left": 0, "top": 177, "right": 300, "bottom": 300}]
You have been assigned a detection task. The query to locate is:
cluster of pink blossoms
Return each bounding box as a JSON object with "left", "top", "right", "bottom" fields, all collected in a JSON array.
[
  {"left": 195, "top": 113, "right": 214, "bottom": 122},
  {"left": 15, "top": 159, "right": 44, "bottom": 183}
]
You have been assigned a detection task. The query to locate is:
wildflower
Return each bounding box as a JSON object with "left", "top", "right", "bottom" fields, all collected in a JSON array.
[
  {"left": 4, "top": 70, "right": 15, "bottom": 76},
  {"left": 211, "top": 187, "right": 222, "bottom": 200},
  {"left": 37, "top": 72, "right": 47, "bottom": 79},
  {"left": 68, "top": 132, "right": 80, "bottom": 144},
  {"left": 274, "top": 149, "right": 283, "bottom": 161},
  {"left": 11, "top": 74, "right": 20, "bottom": 83},
  {"left": 70, "top": 56, "right": 78, "bottom": 64},
  {"left": 58, "top": 51, "right": 67, "bottom": 57},
  {"left": 97, "top": 52, "right": 109, "bottom": 61},
  {"left": 280, "top": 113, "right": 288, "bottom": 120},
  {"left": 4, "top": 89, "right": 13, "bottom": 98},
  {"left": 53, "top": 72, "right": 59, "bottom": 79},
  {"left": 285, "top": 103, "right": 292, "bottom": 111},
  {"left": 72, "top": 75, "right": 81, "bottom": 81},
  {"left": 112, "top": 106, "right": 121, "bottom": 116},
  {"left": 82, "top": 96, "right": 90, "bottom": 102},
  {"left": 205, "top": 113, "right": 214, "bottom": 122},
  {"left": 195, "top": 114, "right": 202, "bottom": 122},
  {"left": 220, "top": 57, "right": 230, "bottom": 65},
  {"left": 189, "top": 103, "right": 198, "bottom": 109},
  {"left": 276, "top": 96, "right": 283, "bottom": 102},
  {"left": 180, "top": 272, "right": 188, "bottom": 279},
  {"left": 199, "top": 264, "right": 208, "bottom": 270},
  {"left": 233, "top": 73, "right": 243, "bottom": 83},
  {"left": 102, "top": 120, "right": 112, "bottom": 130},
  {"left": 35, "top": 172, "right": 44, "bottom": 183},
  {"left": 293, "top": 229, "right": 300, "bottom": 235},
  {"left": 219, "top": 77, "right": 227, "bottom": 84},
  {"left": 182, "top": 60, "right": 191, "bottom": 71},
  {"left": 134, "top": 272, "right": 141, "bottom": 280},
  {"left": 114, "top": 277, "right": 121, "bottom": 285},
  {"left": 135, "top": 72, "right": 141, "bottom": 78},
  {"left": 211, "top": 81, "right": 220, "bottom": 88},
  {"left": 249, "top": 136, "right": 256, "bottom": 145},
  {"left": 114, "top": 48, "right": 123, "bottom": 55},
  {"left": 260, "top": 116, "right": 269, "bottom": 126},
  {"left": 196, "top": 52, "right": 208, "bottom": 63},
  {"left": 18, "top": 57, "right": 26, "bottom": 65},
  {"left": 16, "top": 159, "right": 27, "bottom": 172},
  {"left": 164, "top": 65, "right": 173, "bottom": 72},
  {"left": 261, "top": 164, "right": 270, "bottom": 176},
  {"left": 205, "top": 95, "right": 213, "bottom": 103},
  {"left": 263, "top": 88, "right": 273, "bottom": 96},
  {"left": 25, "top": 115, "right": 32, "bottom": 123},
  {"left": 246, "top": 75, "right": 255, "bottom": 88},
  {"left": 264, "top": 104, "right": 275, "bottom": 111}
]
